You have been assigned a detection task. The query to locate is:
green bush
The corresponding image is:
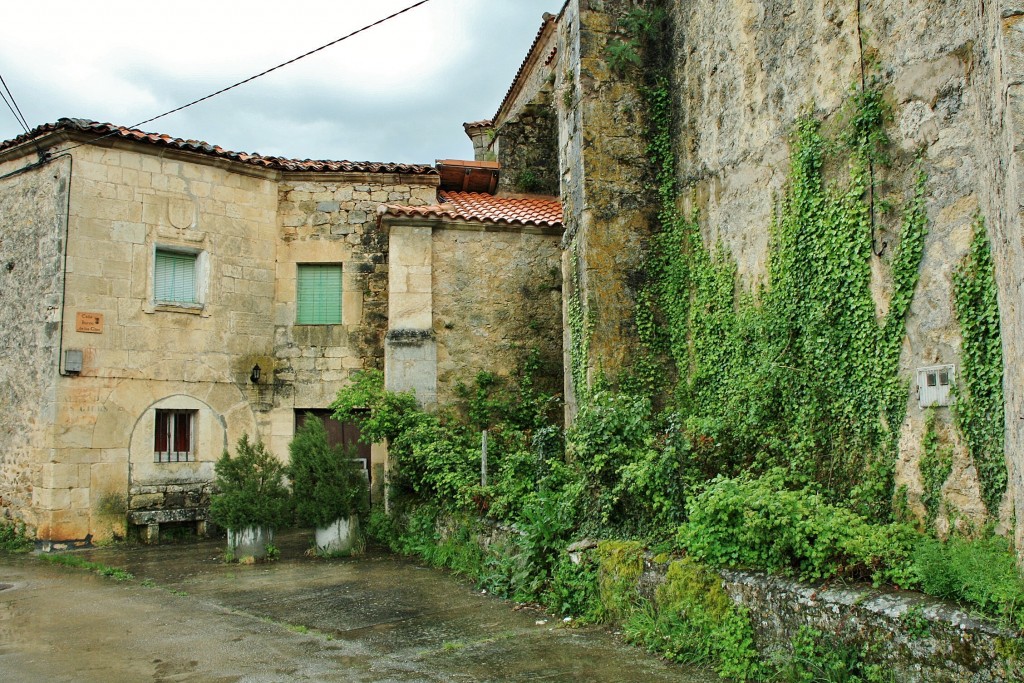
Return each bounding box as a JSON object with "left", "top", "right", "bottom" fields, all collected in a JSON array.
[
  {"left": 546, "top": 551, "right": 600, "bottom": 619},
  {"left": 779, "top": 626, "right": 892, "bottom": 683},
  {"left": 289, "top": 415, "right": 369, "bottom": 529},
  {"left": 365, "top": 502, "right": 400, "bottom": 549},
  {"left": 0, "top": 518, "right": 33, "bottom": 553},
  {"left": 678, "top": 471, "right": 920, "bottom": 586},
  {"left": 913, "top": 534, "right": 1024, "bottom": 629},
  {"left": 624, "top": 558, "right": 762, "bottom": 681},
  {"left": 210, "top": 434, "right": 291, "bottom": 531}
]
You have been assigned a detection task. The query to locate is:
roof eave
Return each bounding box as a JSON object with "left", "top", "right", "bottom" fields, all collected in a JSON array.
[
  {"left": 492, "top": 11, "right": 561, "bottom": 127},
  {"left": 380, "top": 211, "right": 562, "bottom": 236}
]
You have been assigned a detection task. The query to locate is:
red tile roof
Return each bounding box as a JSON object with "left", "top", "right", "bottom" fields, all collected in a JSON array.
[
  {"left": 381, "top": 190, "right": 562, "bottom": 228},
  {"left": 0, "top": 118, "right": 437, "bottom": 175}
]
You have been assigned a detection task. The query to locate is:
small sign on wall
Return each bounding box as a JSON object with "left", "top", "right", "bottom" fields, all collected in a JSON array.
[{"left": 76, "top": 312, "right": 104, "bottom": 334}]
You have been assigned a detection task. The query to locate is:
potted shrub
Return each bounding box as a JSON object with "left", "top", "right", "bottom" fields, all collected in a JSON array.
[
  {"left": 210, "top": 434, "right": 291, "bottom": 561},
  {"left": 289, "top": 415, "right": 369, "bottom": 555}
]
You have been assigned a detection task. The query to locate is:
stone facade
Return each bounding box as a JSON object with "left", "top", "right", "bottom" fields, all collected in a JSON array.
[
  {"left": 488, "top": 0, "right": 1023, "bottom": 538},
  {"left": 0, "top": 126, "right": 450, "bottom": 542},
  {"left": 0, "top": 119, "right": 566, "bottom": 543},
  {"left": 269, "top": 175, "right": 436, "bottom": 458},
  {"left": 556, "top": 0, "right": 656, "bottom": 419},
  {"left": 0, "top": 156, "right": 69, "bottom": 533},
  {"left": 432, "top": 223, "right": 563, "bottom": 405},
  {"left": 381, "top": 217, "right": 564, "bottom": 409},
  {"left": 492, "top": 14, "right": 560, "bottom": 196}
]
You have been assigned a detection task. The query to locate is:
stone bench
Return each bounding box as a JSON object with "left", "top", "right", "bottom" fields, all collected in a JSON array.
[{"left": 128, "top": 508, "right": 210, "bottom": 544}]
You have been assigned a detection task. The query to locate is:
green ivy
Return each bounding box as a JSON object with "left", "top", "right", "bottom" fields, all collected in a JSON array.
[
  {"left": 638, "top": 80, "right": 929, "bottom": 517},
  {"left": 953, "top": 217, "right": 1006, "bottom": 515},
  {"left": 919, "top": 409, "right": 953, "bottom": 529},
  {"left": 566, "top": 242, "right": 592, "bottom": 403}
]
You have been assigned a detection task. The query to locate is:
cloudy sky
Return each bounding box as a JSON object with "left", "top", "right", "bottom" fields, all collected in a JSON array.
[{"left": 0, "top": 0, "right": 559, "bottom": 164}]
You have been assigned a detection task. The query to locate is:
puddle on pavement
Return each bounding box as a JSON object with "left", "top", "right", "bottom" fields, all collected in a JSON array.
[{"left": 1, "top": 531, "right": 716, "bottom": 682}]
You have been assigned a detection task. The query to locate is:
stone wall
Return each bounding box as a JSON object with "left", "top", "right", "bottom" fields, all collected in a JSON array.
[
  {"left": 665, "top": 0, "right": 1022, "bottom": 532},
  {"left": 556, "top": 0, "right": 656, "bottom": 418},
  {"left": 493, "top": 13, "right": 560, "bottom": 196},
  {"left": 0, "top": 157, "right": 69, "bottom": 531},
  {"left": 270, "top": 174, "right": 436, "bottom": 456},
  {"left": 976, "top": 3, "right": 1024, "bottom": 560},
  {"left": 37, "top": 141, "right": 281, "bottom": 540},
  {"left": 717, "top": 569, "right": 1021, "bottom": 682},
  {"left": 432, "top": 224, "right": 563, "bottom": 406}
]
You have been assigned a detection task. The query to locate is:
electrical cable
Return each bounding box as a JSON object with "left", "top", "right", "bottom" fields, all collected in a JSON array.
[
  {"left": 53, "top": 0, "right": 433, "bottom": 155},
  {"left": 0, "top": 70, "right": 30, "bottom": 134}
]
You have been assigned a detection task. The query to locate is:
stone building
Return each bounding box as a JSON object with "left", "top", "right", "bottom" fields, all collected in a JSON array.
[
  {"left": 486, "top": 1, "right": 1024, "bottom": 549},
  {"left": 5, "top": 0, "right": 1023, "bottom": 553},
  {"left": 0, "top": 119, "right": 562, "bottom": 543}
]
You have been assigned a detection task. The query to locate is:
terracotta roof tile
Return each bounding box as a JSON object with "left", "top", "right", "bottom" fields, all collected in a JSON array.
[
  {"left": 382, "top": 191, "right": 561, "bottom": 228},
  {"left": 0, "top": 118, "right": 437, "bottom": 175}
]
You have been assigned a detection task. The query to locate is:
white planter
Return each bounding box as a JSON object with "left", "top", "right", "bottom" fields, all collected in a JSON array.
[
  {"left": 227, "top": 526, "right": 273, "bottom": 560},
  {"left": 315, "top": 516, "right": 359, "bottom": 555}
]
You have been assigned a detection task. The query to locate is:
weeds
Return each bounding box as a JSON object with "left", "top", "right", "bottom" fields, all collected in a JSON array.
[
  {"left": 0, "top": 519, "right": 33, "bottom": 553},
  {"left": 39, "top": 554, "right": 133, "bottom": 581}
]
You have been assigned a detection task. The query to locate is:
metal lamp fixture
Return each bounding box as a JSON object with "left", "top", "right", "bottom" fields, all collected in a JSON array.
[{"left": 250, "top": 364, "right": 261, "bottom": 384}]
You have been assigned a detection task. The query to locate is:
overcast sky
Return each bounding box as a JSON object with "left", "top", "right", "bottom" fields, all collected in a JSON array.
[{"left": 0, "top": 1, "right": 559, "bottom": 164}]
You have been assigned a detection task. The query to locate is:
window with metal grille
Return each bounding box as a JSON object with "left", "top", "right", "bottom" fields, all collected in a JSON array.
[
  {"left": 154, "top": 410, "right": 196, "bottom": 462},
  {"left": 154, "top": 249, "right": 198, "bottom": 304},
  {"left": 296, "top": 264, "right": 342, "bottom": 324}
]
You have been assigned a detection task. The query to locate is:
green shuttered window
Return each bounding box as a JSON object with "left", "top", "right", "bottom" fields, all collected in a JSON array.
[
  {"left": 297, "top": 264, "right": 342, "bottom": 324},
  {"left": 154, "top": 250, "right": 198, "bottom": 304}
]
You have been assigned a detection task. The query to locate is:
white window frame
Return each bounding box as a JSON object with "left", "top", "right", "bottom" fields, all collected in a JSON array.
[
  {"left": 154, "top": 409, "right": 197, "bottom": 463},
  {"left": 153, "top": 245, "right": 208, "bottom": 309}
]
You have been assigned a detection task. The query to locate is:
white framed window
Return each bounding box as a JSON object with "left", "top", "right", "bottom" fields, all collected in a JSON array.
[
  {"left": 153, "top": 247, "right": 207, "bottom": 307},
  {"left": 154, "top": 409, "right": 196, "bottom": 462},
  {"left": 296, "top": 264, "right": 342, "bottom": 324}
]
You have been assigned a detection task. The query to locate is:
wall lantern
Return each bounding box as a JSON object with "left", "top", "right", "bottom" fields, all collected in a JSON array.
[{"left": 250, "top": 364, "right": 261, "bottom": 384}]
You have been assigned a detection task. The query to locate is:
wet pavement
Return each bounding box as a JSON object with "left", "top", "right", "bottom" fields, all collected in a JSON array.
[{"left": 0, "top": 531, "right": 714, "bottom": 682}]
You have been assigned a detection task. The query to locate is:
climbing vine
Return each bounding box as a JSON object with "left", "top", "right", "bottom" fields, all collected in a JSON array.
[
  {"left": 920, "top": 409, "right": 953, "bottom": 529},
  {"left": 637, "top": 77, "right": 929, "bottom": 517},
  {"left": 566, "top": 242, "right": 592, "bottom": 404},
  {"left": 953, "top": 217, "right": 1006, "bottom": 515}
]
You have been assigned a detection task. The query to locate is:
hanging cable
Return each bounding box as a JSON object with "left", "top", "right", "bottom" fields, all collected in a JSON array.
[
  {"left": 52, "top": 0, "right": 433, "bottom": 155},
  {"left": 0, "top": 70, "right": 30, "bottom": 134}
]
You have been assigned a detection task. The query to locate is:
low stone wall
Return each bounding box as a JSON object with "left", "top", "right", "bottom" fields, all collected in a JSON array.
[
  {"left": 638, "top": 560, "right": 1021, "bottom": 682},
  {"left": 431, "top": 511, "right": 1019, "bottom": 678},
  {"left": 721, "top": 569, "right": 1021, "bottom": 682}
]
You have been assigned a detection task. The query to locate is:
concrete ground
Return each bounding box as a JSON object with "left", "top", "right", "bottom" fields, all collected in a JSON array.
[{"left": 0, "top": 531, "right": 714, "bottom": 682}]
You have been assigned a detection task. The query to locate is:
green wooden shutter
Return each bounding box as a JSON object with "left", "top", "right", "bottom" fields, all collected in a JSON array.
[
  {"left": 154, "top": 250, "right": 197, "bottom": 303},
  {"left": 297, "top": 264, "right": 342, "bottom": 324}
]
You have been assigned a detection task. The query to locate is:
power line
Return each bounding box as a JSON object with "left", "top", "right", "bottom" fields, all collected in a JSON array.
[
  {"left": 0, "top": 70, "right": 30, "bottom": 134},
  {"left": 56, "top": 0, "right": 434, "bottom": 154}
]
